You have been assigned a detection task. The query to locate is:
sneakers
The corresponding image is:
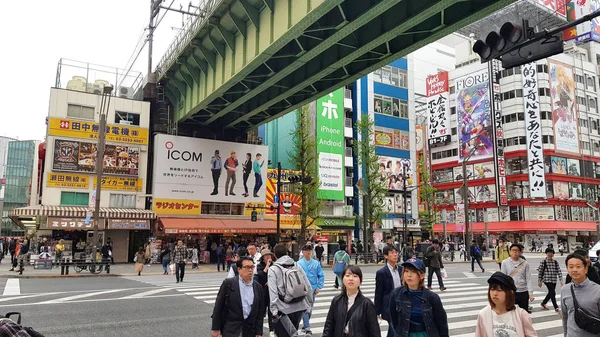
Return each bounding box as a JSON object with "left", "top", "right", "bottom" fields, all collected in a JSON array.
[
  {"left": 269, "top": 332, "right": 276, "bottom": 337},
  {"left": 556, "top": 308, "right": 562, "bottom": 318},
  {"left": 305, "top": 330, "right": 312, "bottom": 336},
  {"left": 439, "top": 287, "right": 447, "bottom": 291},
  {"left": 482, "top": 268, "right": 485, "bottom": 273},
  {"left": 541, "top": 303, "right": 549, "bottom": 310}
]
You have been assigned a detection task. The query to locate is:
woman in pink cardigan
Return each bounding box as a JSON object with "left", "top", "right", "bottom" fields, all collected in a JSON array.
[{"left": 475, "top": 272, "right": 537, "bottom": 337}]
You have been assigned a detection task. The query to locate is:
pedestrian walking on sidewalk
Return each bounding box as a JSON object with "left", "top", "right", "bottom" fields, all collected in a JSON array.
[
  {"left": 298, "top": 244, "right": 325, "bottom": 336},
  {"left": 425, "top": 239, "right": 446, "bottom": 291},
  {"left": 191, "top": 246, "right": 199, "bottom": 269},
  {"left": 144, "top": 243, "right": 151, "bottom": 266},
  {"left": 255, "top": 249, "right": 276, "bottom": 337},
  {"left": 537, "top": 248, "right": 563, "bottom": 314},
  {"left": 332, "top": 247, "right": 350, "bottom": 289},
  {"left": 134, "top": 247, "right": 145, "bottom": 276},
  {"left": 501, "top": 244, "right": 534, "bottom": 312},
  {"left": 171, "top": 239, "right": 188, "bottom": 283},
  {"left": 225, "top": 245, "right": 233, "bottom": 271},
  {"left": 561, "top": 253, "right": 600, "bottom": 337},
  {"left": 375, "top": 245, "right": 403, "bottom": 337},
  {"left": 211, "top": 256, "right": 265, "bottom": 337},
  {"left": 475, "top": 272, "right": 537, "bottom": 337},
  {"left": 216, "top": 244, "right": 225, "bottom": 272},
  {"left": 495, "top": 239, "right": 510, "bottom": 269},
  {"left": 390, "top": 257, "right": 449, "bottom": 337},
  {"left": 322, "top": 266, "right": 380, "bottom": 337},
  {"left": 470, "top": 240, "right": 485, "bottom": 273},
  {"left": 160, "top": 245, "right": 171, "bottom": 275},
  {"left": 15, "top": 239, "right": 29, "bottom": 275}
]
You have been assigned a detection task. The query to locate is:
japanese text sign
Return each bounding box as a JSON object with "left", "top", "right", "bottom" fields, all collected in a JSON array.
[
  {"left": 93, "top": 176, "right": 143, "bottom": 192},
  {"left": 427, "top": 72, "right": 451, "bottom": 147},
  {"left": 53, "top": 139, "right": 140, "bottom": 176},
  {"left": 489, "top": 60, "right": 508, "bottom": 206},
  {"left": 46, "top": 172, "right": 89, "bottom": 189},
  {"left": 44, "top": 217, "right": 105, "bottom": 230},
  {"left": 521, "top": 63, "right": 547, "bottom": 198},
  {"left": 153, "top": 198, "right": 201, "bottom": 215},
  {"left": 48, "top": 117, "right": 149, "bottom": 145}
]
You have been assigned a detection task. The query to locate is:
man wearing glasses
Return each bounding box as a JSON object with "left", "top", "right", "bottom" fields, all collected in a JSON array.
[{"left": 211, "top": 257, "right": 265, "bottom": 337}]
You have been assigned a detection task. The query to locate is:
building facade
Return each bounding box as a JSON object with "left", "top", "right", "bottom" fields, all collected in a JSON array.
[{"left": 429, "top": 39, "right": 600, "bottom": 252}]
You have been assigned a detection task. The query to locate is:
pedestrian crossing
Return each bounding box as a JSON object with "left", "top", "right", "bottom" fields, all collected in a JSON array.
[{"left": 137, "top": 273, "right": 565, "bottom": 337}]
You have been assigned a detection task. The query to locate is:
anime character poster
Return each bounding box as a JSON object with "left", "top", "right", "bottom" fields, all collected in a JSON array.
[
  {"left": 455, "top": 71, "right": 494, "bottom": 162},
  {"left": 553, "top": 181, "right": 570, "bottom": 199},
  {"left": 472, "top": 162, "right": 495, "bottom": 179},
  {"left": 551, "top": 156, "right": 568, "bottom": 174},
  {"left": 548, "top": 60, "right": 580, "bottom": 153},
  {"left": 567, "top": 158, "right": 581, "bottom": 176}
]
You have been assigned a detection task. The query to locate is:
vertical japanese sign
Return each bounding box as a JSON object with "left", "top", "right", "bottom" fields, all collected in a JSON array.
[
  {"left": 316, "top": 88, "right": 345, "bottom": 200},
  {"left": 548, "top": 60, "right": 579, "bottom": 153},
  {"left": 489, "top": 60, "right": 508, "bottom": 206},
  {"left": 521, "top": 63, "right": 547, "bottom": 198},
  {"left": 427, "top": 72, "right": 451, "bottom": 146}
]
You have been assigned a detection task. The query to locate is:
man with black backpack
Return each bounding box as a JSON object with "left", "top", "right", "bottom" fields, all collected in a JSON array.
[
  {"left": 470, "top": 240, "right": 485, "bottom": 273},
  {"left": 268, "top": 243, "right": 313, "bottom": 337}
]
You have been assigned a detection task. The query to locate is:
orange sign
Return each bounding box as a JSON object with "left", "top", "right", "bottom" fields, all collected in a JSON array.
[
  {"left": 266, "top": 169, "right": 303, "bottom": 215},
  {"left": 153, "top": 198, "right": 201, "bottom": 215}
]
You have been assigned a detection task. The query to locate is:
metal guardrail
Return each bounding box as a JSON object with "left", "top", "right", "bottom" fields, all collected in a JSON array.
[{"left": 155, "top": 0, "right": 224, "bottom": 78}]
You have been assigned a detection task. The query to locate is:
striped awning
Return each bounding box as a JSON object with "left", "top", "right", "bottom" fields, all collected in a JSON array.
[{"left": 9, "top": 205, "right": 155, "bottom": 220}]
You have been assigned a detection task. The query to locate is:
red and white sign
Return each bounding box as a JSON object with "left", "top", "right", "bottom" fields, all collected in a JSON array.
[
  {"left": 536, "top": 0, "right": 566, "bottom": 17},
  {"left": 426, "top": 72, "right": 449, "bottom": 96},
  {"left": 59, "top": 120, "right": 70, "bottom": 129},
  {"left": 427, "top": 71, "right": 451, "bottom": 146}
]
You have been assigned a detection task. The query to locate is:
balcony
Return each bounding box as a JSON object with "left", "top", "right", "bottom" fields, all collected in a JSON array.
[{"left": 345, "top": 148, "right": 353, "bottom": 167}]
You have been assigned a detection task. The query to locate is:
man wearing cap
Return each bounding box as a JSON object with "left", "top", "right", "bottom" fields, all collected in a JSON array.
[
  {"left": 210, "top": 150, "right": 222, "bottom": 196},
  {"left": 375, "top": 245, "right": 403, "bottom": 337},
  {"left": 224, "top": 150, "right": 239, "bottom": 196},
  {"left": 297, "top": 244, "right": 324, "bottom": 336}
]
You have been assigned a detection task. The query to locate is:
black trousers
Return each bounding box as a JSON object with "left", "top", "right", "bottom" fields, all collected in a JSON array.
[
  {"left": 211, "top": 169, "right": 221, "bottom": 193},
  {"left": 273, "top": 310, "right": 304, "bottom": 337},
  {"left": 243, "top": 172, "right": 251, "bottom": 194},
  {"left": 427, "top": 267, "right": 444, "bottom": 288},
  {"left": 175, "top": 262, "right": 185, "bottom": 282},
  {"left": 515, "top": 291, "right": 529, "bottom": 311},
  {"left": 542, "top": 282, "right": 558, "bottom": 309}
]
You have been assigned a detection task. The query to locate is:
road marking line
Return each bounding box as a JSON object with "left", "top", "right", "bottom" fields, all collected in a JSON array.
[
  {"left": 121, "top": 288, "right": 173, "bottom": 299},
  {"left": 462, "top": 272, "right": 478, "bottom": 278},
  {"left": 0, "top": 293, "right": 186, "bottom": 308},
  {"left": 2, "top": 279, "right": 20, "bottom": 296},
  {"left": 38, "top": 289, "right": 125, "bottom": 304}
]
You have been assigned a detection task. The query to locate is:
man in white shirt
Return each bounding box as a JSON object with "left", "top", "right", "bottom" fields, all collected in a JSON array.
[{"left": 247, "top": 243, "right": 261, "bottom": 272}]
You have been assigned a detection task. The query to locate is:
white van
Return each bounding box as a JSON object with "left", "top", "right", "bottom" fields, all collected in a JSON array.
[{"left": 590, "top": 241, "right": 600, "bottom": 263}]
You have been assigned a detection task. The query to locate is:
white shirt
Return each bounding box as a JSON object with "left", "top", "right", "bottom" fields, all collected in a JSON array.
[
  {"left": 387, "top": 263, "right": 402, "bottom": 289},
  {"left": 492, "top": 310, "right": 518, "bottom": 337},
  {"left": 345, "top": 292, "right": 359, "bottom": 333}
]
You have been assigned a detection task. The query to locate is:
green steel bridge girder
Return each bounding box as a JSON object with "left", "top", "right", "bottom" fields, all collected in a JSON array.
[{"left": 161, "top": 0, "right": 515, "bottom": 130}]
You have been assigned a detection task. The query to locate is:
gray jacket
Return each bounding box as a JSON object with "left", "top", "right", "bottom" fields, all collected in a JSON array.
[
  {"left": 268, "top": 255, "right": 313, "bottom": 315},
  {"left": 561, "top": 278, "right": 600, "bottom": 337}
]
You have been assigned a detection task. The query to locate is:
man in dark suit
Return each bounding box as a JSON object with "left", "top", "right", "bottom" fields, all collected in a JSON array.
[
  {"left": 375, "top": 245, "right": 403, "bottom": 337},
  {"left": 211, "top": 257, "right": 265, "bottom": 337}
]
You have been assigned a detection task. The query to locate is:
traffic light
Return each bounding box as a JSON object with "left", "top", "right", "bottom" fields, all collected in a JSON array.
[
  {"left": 288, "top": 175, "right": 313, "bottom": 184},
  {"left": 473, "top": 20, "right": 564, "bottom": 69},
  {"left": 251, "top": 211, "right": 258, "bottom": 222}
]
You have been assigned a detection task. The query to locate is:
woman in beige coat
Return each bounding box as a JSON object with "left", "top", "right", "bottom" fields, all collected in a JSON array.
[{"left": 134, "top": 247, "right": 145, "bottom": 276}]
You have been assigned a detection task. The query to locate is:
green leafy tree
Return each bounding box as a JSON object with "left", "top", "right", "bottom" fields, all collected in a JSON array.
[
  {"left": 417, "top": 156, "right": 437, "bottom": 236},
  {"left": 354, "top": 114, "right": 388, "bottom": 255},
  {"left": 288, "top": 104, "right": 323, "bottom": 247}
]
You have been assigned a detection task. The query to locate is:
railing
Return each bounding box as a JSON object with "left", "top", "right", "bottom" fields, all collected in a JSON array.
[{"left": 155, "top": 0, "right": 223, "bottom": 78}]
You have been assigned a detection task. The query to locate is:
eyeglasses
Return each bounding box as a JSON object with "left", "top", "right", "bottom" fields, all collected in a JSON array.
[{"left": 241, "top": 265, "right": 254, "bottom": 270}]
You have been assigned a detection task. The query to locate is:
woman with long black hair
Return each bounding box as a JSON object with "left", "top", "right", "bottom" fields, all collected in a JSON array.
[{"left": 322, "top": 265, "right": 380, "bottom": 337}]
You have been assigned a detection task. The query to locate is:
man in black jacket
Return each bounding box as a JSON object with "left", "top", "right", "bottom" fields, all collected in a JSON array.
[
  {"left": 470, "top": 240, "right": 485, "bottom": 273},
  {"left": 211, "top": 257, "right": 265, "bottom": 337},
  {"left": 425, "top": 239, "right": 446, "bottom": 291},
  {"left": 375, "top": 245, "right": 403, "bottom": 337}
]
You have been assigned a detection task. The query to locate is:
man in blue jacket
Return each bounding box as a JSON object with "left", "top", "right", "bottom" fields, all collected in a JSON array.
[
  {"left": 375, "top": 245, "right": 403, "bottom": 337},
  {"left": 297, "top": 244, "right": 324, "bottom": 336}
]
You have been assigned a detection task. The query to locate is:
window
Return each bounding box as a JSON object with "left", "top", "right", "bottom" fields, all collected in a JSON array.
[
  {"left": 67, "top": 104, "right": 95, "bottom": 119},
  {"left": 60, "top": 192, "right": 89, "bottom": 206},
  {"left": 109, "top": 194, "right": 136, "bottom": 208},
  {"left": 576, "top": 74, "right": 585, "bottom": 84},
  {"left": 115, "top": 111, "right": 140, "bottom": 126},
  {"left": 449, "top": 86, "right": 455, "bottom": 94},
  {"left": 373, "top": 94, "right": 408, "bottom": 119},
  {"left": 451, "top": 127, "right": 457, "bottom": 135},
  {"left": 373, "top": 65, "right": 407, "bottom": 88},
  {"left": 450, "top": 107, "right": 456, "bottom": 115}
]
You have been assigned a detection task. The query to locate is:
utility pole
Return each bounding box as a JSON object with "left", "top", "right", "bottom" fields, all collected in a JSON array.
[
  {"left": 403, "top": 165, "right": 408, "bottom": 247},
  {"left": 276, "top": 162, "right": 282, "bottom": 243},
  {"left": 91, "top": 86, "right": 113, "bottom": 259},
  {"left": 148, "top": 0, "right": 162, "bottom": 77}
]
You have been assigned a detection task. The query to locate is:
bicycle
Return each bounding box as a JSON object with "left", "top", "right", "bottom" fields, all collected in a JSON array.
[{"left": 74, "top": 254, "right": 104, "bottom": 274}]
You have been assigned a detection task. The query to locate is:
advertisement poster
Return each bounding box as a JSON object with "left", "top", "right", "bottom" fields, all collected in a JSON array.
[
  {"left": 52, "top": 139, "right": 139, "bottom": 176},
  {"left": 525, "top": 206, "right": 556, "bottom": 221},
  {"left": 427, "top": 71, "right": 451, "bottom": 146},
  {"left": 374, "top": 127, "right": 409, "bottom": 150},
  {"left": 455, "top": 70, "right": 494, "bottom": 162},
  {"left": 551, "top": 156, "right": 568, "bottom": 174},
  {"left": 384, "top": 197, "right": 395, "bottom": 214},
  {"left": 152, "top": 134, "right": 269, "bottom": 203},
  {"left": 377, "top": 156, "right": 412, "bottom": 190},
  {"left": 524, "top": 234, "right": 558, "bottom": 253},
  {"left": 567, "top": 158, "right": 581, "bottom": 175},
  {"left": 564, "top": 0, "right": 595, "bottom": 41},
  {"left": 455, "top": 187, "right": 476, "bottom": 204},
  {"left": 472, "top": 162, "right": 495, "bottom": 179},
  {"left": 316, "top": 89, "right": 345, "bottom": 200},
  {"left": 499, "top": 206, "right": 510, "bottom": 222},
  {"left": 521, "top": 63, "right": 547, "bottom": 198},
  {"left": 265, "top": 168, "right": 302, "bottom": 215},
  {"left": 548, "top": 60, "right": 579, "bottom": 153},
  {"left": 475, "top": 184, "right": 496, "bottom": 202},
  {"left": 553, "top": 181, "right": 570, "bottom": 199},
  {"left": 47, "top": 117, "right": 149, "bottom": 146},
  {"left": 394, "top": 194, "right": 406, "bottom": 213},
  {"left": 453, "top": 165, "right": 474, "bottom": 181}
]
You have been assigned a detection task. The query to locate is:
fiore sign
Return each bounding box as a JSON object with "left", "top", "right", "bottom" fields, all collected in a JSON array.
[
  {"left": 316, "top": 89, "right": 345, "bottom": 200},
  {"left": 521, "top": 63, "right": 547, "bottom": 199},
  {"left": 427, "top": 72, "right": 451, "bottom": 147}
]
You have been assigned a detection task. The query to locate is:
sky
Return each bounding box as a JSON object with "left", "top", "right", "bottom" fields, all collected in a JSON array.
[{"left": 0, "top": 0, "right": 190, "bottom": 141}]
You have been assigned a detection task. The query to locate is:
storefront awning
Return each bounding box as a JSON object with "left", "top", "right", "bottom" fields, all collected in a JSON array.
[
  {"left": 432, "top": 221, "right": 597, "bottom": 233},
  {"left": 10, "top": 205, "right": 156, "bottom": 222},
  {"left": 160, "top": 217, "right": 277, "bottom": 234}
]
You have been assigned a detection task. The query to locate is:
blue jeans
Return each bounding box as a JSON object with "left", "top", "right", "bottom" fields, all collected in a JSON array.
[
  {"left": 162, "top": 259, "right": 170, "bottom": 273},
  {"left": 302, "top": 291, "right": 316, "bottom": 330},
  {"left": 471, "top": 256, "right": 484, "bottom": 271},
  {"left": 254, "top": 173, "right": 263, "bottom": 194}
]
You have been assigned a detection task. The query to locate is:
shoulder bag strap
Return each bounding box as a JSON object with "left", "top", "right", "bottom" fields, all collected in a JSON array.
[
  {"left": 509, "top": 261, "right": 526, "bottom": 278},
  {"left": 570, "top": 284, "right": 580, "bottom": 311},
  {"left": 345, "top": 295, "right": 362, "bottom": 326}
]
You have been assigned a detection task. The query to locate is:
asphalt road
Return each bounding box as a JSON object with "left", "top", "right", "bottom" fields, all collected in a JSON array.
[{"left": 0, "top": 255, "right": 566, "bottom": 337}]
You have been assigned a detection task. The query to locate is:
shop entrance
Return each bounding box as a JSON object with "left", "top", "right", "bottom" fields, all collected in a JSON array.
[{"left": 128, "top": 230, "right": 151, "bottom": 263}]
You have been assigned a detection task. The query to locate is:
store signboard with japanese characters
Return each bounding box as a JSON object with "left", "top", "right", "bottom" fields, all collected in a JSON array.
[
  {"left": 46, "top": 172, "right": 89, "bottom": 189},
  {"left": 48, "top": 117, "right": 148, "bottom": 145},
  {"left": 93, "top": 176, "right": 143, "bottom": 192},
  {"left": 153, "top": 134, "right": 269, "bottom": 203},
  {"left": 53, "top": 139, "right": 140, "bottom": 176},
  {"left": 43, "top": 217, "right": 105, "bottom": 230},
  {"left": 521, "top": 63, "right": 547, "bottom": 199},
  {"left": 427, "top": 71, "right": 451, "bottom": 146},
  {"left": 153, "top": 198, "right": 201, "bottom": 215}
]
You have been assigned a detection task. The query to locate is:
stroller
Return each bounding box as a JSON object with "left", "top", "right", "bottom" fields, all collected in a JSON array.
[{"left": 0, "top": 313, "right": 44, "bottom": 337}]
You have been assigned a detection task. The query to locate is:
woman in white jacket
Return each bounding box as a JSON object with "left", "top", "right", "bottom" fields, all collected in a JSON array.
[{"left": 475, "top": 272, "right": 537, "bottom": 337}]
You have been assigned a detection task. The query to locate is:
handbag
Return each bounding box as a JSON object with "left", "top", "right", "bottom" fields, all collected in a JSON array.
[
  {"left": 333, "top": 252, "right": 348, "bottom": 274},
  {"left": 272, "top": 314, "right": 299, "bottom": 337},
  {"left": 570, "top": 283, "right": 600, "bottom": 334}
]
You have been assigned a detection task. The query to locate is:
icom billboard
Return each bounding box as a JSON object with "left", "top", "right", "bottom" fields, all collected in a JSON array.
[{"left": 152, "top": 134, "right": 269, "bottom": 203}]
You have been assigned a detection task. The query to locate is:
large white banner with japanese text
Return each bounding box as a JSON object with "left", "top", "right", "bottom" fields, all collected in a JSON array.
[
  {"left": 521, "top": 63, "right": 547, "bottom": 198},
  {"left": 427, "top": 72, "right": 451, "bottom": 146},
  {"left": 152, "top": 134, "right": 269, "bottom": 203}
]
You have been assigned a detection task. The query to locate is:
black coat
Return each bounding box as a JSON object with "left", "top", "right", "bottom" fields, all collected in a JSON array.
[
  {"left": 211, "top": 276, "right": 265, "bottom": 337},
  {"left": 374, "top": 264, "right": 403, "bottom": 321},
  {"left": 322, "top": 292, "right": 380, "bottom": 337}
]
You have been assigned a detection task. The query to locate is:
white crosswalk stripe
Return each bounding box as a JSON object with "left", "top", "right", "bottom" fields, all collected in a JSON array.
[{"left": 140, "top": 274, "right": 565, "bottom": 336}]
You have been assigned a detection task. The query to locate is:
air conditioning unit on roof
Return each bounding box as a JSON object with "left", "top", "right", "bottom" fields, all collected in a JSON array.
[{"left": 118, "top": 86, "right": 134, "bottom": 99}]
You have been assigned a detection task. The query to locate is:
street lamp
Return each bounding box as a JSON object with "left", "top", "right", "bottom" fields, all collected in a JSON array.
[{"left": 91, "top": 85, "right": 113, "bottom": 260}]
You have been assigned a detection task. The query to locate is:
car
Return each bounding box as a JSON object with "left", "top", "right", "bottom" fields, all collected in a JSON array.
[{"left": 590, "top": 241, "right": 600, "bottom": 263}]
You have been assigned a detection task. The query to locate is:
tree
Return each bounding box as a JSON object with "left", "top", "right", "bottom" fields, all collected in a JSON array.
[
  {"left": 288, "top": 104, "right": 323, "bottom": 248},
  {"left": 354, "top": 114, "right": 388, "bottom": 256},
  {"left": 417, "top": 156, "right": 437, "bottom": 236}
]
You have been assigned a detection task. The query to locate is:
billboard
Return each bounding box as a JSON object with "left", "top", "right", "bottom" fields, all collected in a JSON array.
[
  {"left": 374, "top": 127, "right": 410, "bottom": 150},
  {"left": 316, "top": 88, "right": 345, "bottom": 200},
  {"left": 265, "top": 168, "right": 303, "bottom": 215},
  {"left": 47, "top": 117, "right": 148, "bottom": 146},
  {"left": 455, "top": 70, "right": 494, "bottom": 162},
  {"left": 536, "top": 0, "right": 567, "bottom": 17},
  {"left": 93, "top": 176, "right": 143, "bottom": 192},
  {"left": 46, "top": 172, "right": 89, "bottom": 189},
  {"left": 52, "top": 139, "right": 140, "bottom": 176},
  {"left": 152, "top": 134, "right": 269, "bottom": 203},
  {"left": 548, "top": 60, "right": 579, "bottom": 153},
  {"left": 153, "top": 198, "right": 201, "bottom": 215},
  {"left": 521, "top": 63, "right": 547, "bottom": 199},
  {"left": 564, "top": 0, "right": 599, "bottom": 42},
  {"left": 377, "top": 156, "right": 412, "bottom": 190},
  {"left": 426, "top": 71, "right": 451, "bottom": 146}
]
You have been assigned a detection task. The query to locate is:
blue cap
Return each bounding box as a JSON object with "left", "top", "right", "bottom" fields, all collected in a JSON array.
[{"left": 401, "top": 257, "right": 425, "bottom": 272}]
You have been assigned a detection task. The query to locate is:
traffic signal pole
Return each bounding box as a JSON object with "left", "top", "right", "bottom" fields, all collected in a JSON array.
[{"left": 276, "top": 162, "right": 282, "bottom": 243}]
